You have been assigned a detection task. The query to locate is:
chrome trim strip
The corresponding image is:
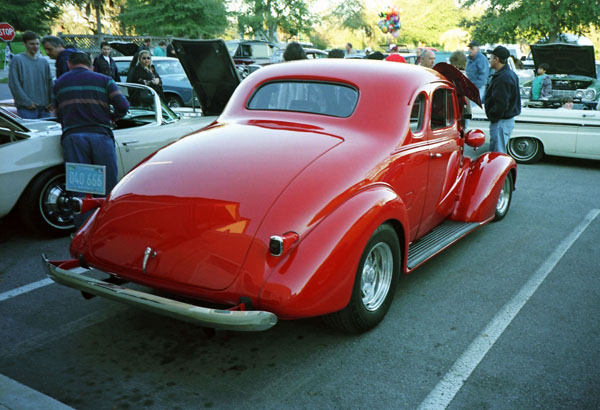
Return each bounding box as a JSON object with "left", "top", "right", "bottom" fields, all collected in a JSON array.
[{"left": 42, "top": 254, "right": 278, "bottom": 332}]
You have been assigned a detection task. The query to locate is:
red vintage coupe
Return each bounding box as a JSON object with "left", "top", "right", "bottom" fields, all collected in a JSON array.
[{"left": 44, "top": 40, "right": 516, "bottom": 333}]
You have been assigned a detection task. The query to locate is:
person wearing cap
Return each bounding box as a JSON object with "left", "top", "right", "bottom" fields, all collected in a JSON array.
[
  {"left": 466, "top": 40, "right": 490, "bottom": 101},
  {"left": 53, "top": 51, "right": 129, "bottom": 226},
  {"left": 484, "top": 45, "right": 521, "bottom": 154}
]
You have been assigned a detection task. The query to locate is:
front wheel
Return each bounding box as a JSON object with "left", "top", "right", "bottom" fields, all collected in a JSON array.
[
  {"left": 166, "top": 94, "right": 184, "bottom": 108},
  {"left": 493, "top": 172, "right": 513, "bottom": 222},
  {"left": 323, "top": 223, "right": 400, "bottom": 333},
  {"left": 508, "top": 137, "right": 543, "bottom": 163},
  {"left": 17, "top": 167, "right": 74, "bottom": 235}
]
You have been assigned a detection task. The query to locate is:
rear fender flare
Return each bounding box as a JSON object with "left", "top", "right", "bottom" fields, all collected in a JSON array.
[
  {"left": 258, "top": 185, "right": 409, "bottom": 319},
  {"left": 452, "top": 153, "right": 517, "bottom": 222}
]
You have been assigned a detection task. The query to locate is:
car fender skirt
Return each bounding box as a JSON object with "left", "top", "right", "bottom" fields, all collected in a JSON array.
[
  {"left": 451, "top": 153, "right": 516, "bottom": 222},
  {"left": 258, "top": 186, "right": 408, "bottom": 319},
  {"left": 42, "top": 254, "right": 277, "bottom": 332}
]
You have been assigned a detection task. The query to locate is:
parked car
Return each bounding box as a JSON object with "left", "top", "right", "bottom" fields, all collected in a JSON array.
[
  {"left": 270, "top": 47, "right": 328, "bottom": 63},
  {"left": 0, "top": 84, "right": 216, "bottom": 234},
  {"left": 44, "top": 39, "right": 516, "bottom": 333},
  {"left": 226, "top": 39, "right": 280, "bottom": 66},
  {"left": 520, "top": 43, "right": 600, "bottom": 104},
  {"left": 113, "top": 56, "right": 198, "bottom": 108},
  {"left": 471, "top": 104, "right": 600, "bottom": 163}
]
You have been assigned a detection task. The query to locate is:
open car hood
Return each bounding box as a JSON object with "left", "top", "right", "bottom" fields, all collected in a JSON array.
[
  {"left": 530, "top": 43, "right": 596, "bottom": 78},
  {"left": 433, "top": 62, "right": 482, "bottom": 108},
  {"left": 171, "top": 39, "right": 241, "bottom": 116},
  {"left": 109, "top": 41, "right": 139, "bottom": 57}
]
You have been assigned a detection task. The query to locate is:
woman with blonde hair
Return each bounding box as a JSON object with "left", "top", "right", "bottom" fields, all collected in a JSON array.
[{"left": 128, "top": 50, "right": 165, "bottom": 101}]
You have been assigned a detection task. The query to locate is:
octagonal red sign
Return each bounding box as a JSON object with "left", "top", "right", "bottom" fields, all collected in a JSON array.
[{"left": 0, "top": 23, "right": 16, "bottom": 42}]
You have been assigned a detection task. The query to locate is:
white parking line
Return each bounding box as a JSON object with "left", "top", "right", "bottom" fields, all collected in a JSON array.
[
  {"left": 417, "top": 209, "right": 600, "bottom": 410},
  {"left": 0, "top": 278, "right": 54, "bottom": 302}
]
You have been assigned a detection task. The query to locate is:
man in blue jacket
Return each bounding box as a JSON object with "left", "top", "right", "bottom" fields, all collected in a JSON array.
[
  {"left": 484, "top": 46, "right": 521, "bottom": 154},
  {"left": 466, "top": 41, "right": 489, "bottom": 101},
  {"left": 42, "top": 35, "right": 80, "bottom": 78}
]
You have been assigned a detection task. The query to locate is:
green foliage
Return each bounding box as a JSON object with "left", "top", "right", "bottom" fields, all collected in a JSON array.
[
  {"left": 2, "top": 0, "right": 62, "bottom": 33},
  {"left": 394, "top": 0, "right": 463, "bottom": 47},
  {"left": 120, "top": 0, "right": 228, "bottom": 38},
  {"left": 235, "top": 0, "right": 315, "bottom": 42},
  {"left": 332, "top": 0, "right": 368, "bottom": 32},
  {"left": 461, "top": 0, "right": 600, "bottom": 43}
]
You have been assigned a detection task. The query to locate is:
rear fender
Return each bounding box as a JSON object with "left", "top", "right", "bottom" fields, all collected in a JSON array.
[
  {"left": 258, "top": 185, "right": 409, "bottom": 319},
  {"left": 451, "top": 153, "right": 516, "bottom": 222}
]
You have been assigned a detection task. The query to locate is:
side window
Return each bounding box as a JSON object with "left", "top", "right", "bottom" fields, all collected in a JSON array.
[
  {"left": 410, "top": 93, "right": 425, "bottom": 133},
  {"left": 431, "top": 88, "right": 453, "bottom": 130},
  {"left": 446, "top": 90, "right": 455, "bottom": 127}
]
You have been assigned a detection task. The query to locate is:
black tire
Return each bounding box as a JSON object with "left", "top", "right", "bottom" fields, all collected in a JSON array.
[
  {"left": 507, "top": 137, "right": 543, "bottom": 164},
  {"left": 166, "top": 94, "right": 184, "bottom": 108},
  {"left": 493, "top": 172, "right": 513, "bottom": 222},
  {"left": 323, "top": 223, "right": 400, "bottom": 333},
  {"left": 17, "top": 167, "right": 74, "bottom": 235}
]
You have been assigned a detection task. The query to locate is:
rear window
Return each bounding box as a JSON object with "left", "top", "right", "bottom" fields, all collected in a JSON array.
[{"left": 247, "top": 81, "right": 359, "bottom": 118}]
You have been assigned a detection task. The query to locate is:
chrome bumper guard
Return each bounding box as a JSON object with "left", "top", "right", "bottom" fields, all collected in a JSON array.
[{"left": 42, "top": 254, "right": 277, "bottom": 331}]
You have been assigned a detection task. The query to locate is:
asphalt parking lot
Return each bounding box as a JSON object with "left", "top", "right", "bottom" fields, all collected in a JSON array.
[{"left": 1, "top": 153, "right": 599, "bottom": 409}]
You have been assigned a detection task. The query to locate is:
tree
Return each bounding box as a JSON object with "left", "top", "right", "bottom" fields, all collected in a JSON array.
[
  {"left": 2, "top": 0, "right": 62, "bottom": 33},
  {"left": 119, "top": 0, "right": 228, "bottom": 38},
  {"left": 331, "top": 0, "right": 370, "bottom": 35},
  {"left": 235, "top": 0, "right": 315, "bottom": 42},
  {"left": 461, "top": 0, "right": 600, "bottom": 43}
]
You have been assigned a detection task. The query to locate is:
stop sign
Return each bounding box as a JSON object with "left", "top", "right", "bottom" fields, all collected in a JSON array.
[{"left": 0, "top": 23, "right": 16, "bottom": 42}]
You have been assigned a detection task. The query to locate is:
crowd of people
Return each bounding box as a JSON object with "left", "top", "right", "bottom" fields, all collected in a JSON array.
[{"left": 4, "top": 32, "right": 596, "bottom": 203}]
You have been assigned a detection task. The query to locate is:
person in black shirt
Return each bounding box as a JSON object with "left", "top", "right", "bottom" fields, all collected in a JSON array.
[
  {"left": 92, "top": 42, "right": 120, "bottom": 82},
  {"left": 484, "top": 46, "right": 521, "bottom": 153}
]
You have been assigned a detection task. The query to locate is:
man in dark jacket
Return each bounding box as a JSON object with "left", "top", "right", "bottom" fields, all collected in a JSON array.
[
  {"left": 484, "top": 46, "right": 521, "bottom": 153},
  {"left": 41, "top": 35, "right": 80, "bottom": 78},
  {"left": 92, "top": 42, "right": 120, "bottom": 82}
]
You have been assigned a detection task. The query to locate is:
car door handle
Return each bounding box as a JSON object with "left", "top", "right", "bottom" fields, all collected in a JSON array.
[
  {"left": 429, "top": 153, "right": 442, "bottom": 158},
  {"left": 582, "top": 114, "right": 596, "bottom": 118},
  {"left": 121, "top": 140, "right": 139, "bottom": 145}
]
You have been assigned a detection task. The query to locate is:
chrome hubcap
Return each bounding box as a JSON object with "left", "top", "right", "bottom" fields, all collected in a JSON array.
[
  {"left": 40, "top": 174, "right": 74, "bottom": 229},
  {"left": 361, "top": 242, "right": 394, "bottom": 311},
  {"left": 510, "top": 138, "right": 538, "bottom": 160},
  {"left": 496, "top": 176, "right": 511, "bottom": 215}
]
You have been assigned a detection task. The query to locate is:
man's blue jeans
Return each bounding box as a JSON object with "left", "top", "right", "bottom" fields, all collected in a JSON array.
[
  {"left": 489, "top": 118, "right": 515, "bottom": 154},
  {"left": 62, "top": 131, "right": 118, "bottom": 228},
  {"left": 17, "top": 107, "right": 51, "bottom": 119}
]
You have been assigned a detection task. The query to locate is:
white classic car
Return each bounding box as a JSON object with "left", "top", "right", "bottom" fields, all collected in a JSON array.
[
  {"left": 0, "top": 83, "right": 216, "bottom": 234},
  {"left": 471, "top": 104, "right": 600, "bottom": 163}
]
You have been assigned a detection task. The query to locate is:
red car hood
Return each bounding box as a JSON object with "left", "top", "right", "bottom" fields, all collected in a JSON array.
[{"left": 79, "top": 122, "right": 342, "bottom": 291}]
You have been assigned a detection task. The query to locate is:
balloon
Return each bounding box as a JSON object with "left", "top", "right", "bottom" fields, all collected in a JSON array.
[
  {"left": 392, "top": 30, "right": 400, "bottom": 38},
  {"left": 382, "top": 26, "right": 388, "bottom": 33}
]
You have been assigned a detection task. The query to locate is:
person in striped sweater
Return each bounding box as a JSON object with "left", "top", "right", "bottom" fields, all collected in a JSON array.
[{"left": 53, "top": 51, "right": 129, "bottom": 225}]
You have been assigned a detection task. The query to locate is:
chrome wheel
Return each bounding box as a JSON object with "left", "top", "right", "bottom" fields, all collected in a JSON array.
[
  {"left": 39, "top": 173, "right": 74, "bottom": 230},
  {"left": 494, "top": 173, "right": 513, "bottom": 222},
  {"left": 508, "top": 137, "right": 543, "bottom": 163},
  {"left": 360, "top": 242, "right": 394, "bottom": 311}
]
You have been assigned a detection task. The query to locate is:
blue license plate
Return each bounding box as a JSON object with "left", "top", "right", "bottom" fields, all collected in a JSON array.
[{"left": 65, "top": 162, "right": 106, "bottom": 195}]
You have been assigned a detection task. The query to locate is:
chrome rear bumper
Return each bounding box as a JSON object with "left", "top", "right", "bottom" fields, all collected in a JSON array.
[{"left": 42, "top": 254, "right": 277, "bottom": 331}]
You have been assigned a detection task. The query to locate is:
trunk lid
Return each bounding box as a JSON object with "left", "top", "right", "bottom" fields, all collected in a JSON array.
[{"left": 84, "top": 122, "right": 342, "bottom": 291}]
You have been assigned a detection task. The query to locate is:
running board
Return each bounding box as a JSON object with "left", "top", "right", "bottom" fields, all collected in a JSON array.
[{"left": 407, "top": 220, "right": 481, "bottom": 270}]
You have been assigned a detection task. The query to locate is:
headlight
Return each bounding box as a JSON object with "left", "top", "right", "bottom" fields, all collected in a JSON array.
[
  {"left": 583, "top": 89, "right": 596, "bottom": 100},
  {"left": 574, "top": 90, "right": 585, "bottom": 99},
  {"left": 520, "top": 86, "right": 530, "bottom": 98}
]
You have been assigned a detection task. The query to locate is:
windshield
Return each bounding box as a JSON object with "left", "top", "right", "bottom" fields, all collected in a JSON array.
[
  {"left": 153, "top": 59, "right": 186, "bottom": 76},
  {"left": 247, "top": 81, "right": 359, "bottom": 118},
  {"left": 226, "top": 42, "right": 239, "bottom": 56}
]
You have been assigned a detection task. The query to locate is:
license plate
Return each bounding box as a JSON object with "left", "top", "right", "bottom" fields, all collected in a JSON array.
[{"left": 65, "top": 162, "right": 106, "bottom": 195}]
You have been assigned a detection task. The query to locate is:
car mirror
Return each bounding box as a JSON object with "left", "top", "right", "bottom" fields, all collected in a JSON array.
[{"left": 465, "top": 129, "right": 485, "bottom": 148}]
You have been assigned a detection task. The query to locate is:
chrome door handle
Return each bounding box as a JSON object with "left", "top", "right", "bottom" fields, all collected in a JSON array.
[
  {"left": 122, "top": 140, "right": 139, "bottom": 145},
  {"left": 582, "top": 114, "right": 596, "bottom": 118},
  {"left": 430, "top": 153, "right": 442, "bottom": 158}
]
